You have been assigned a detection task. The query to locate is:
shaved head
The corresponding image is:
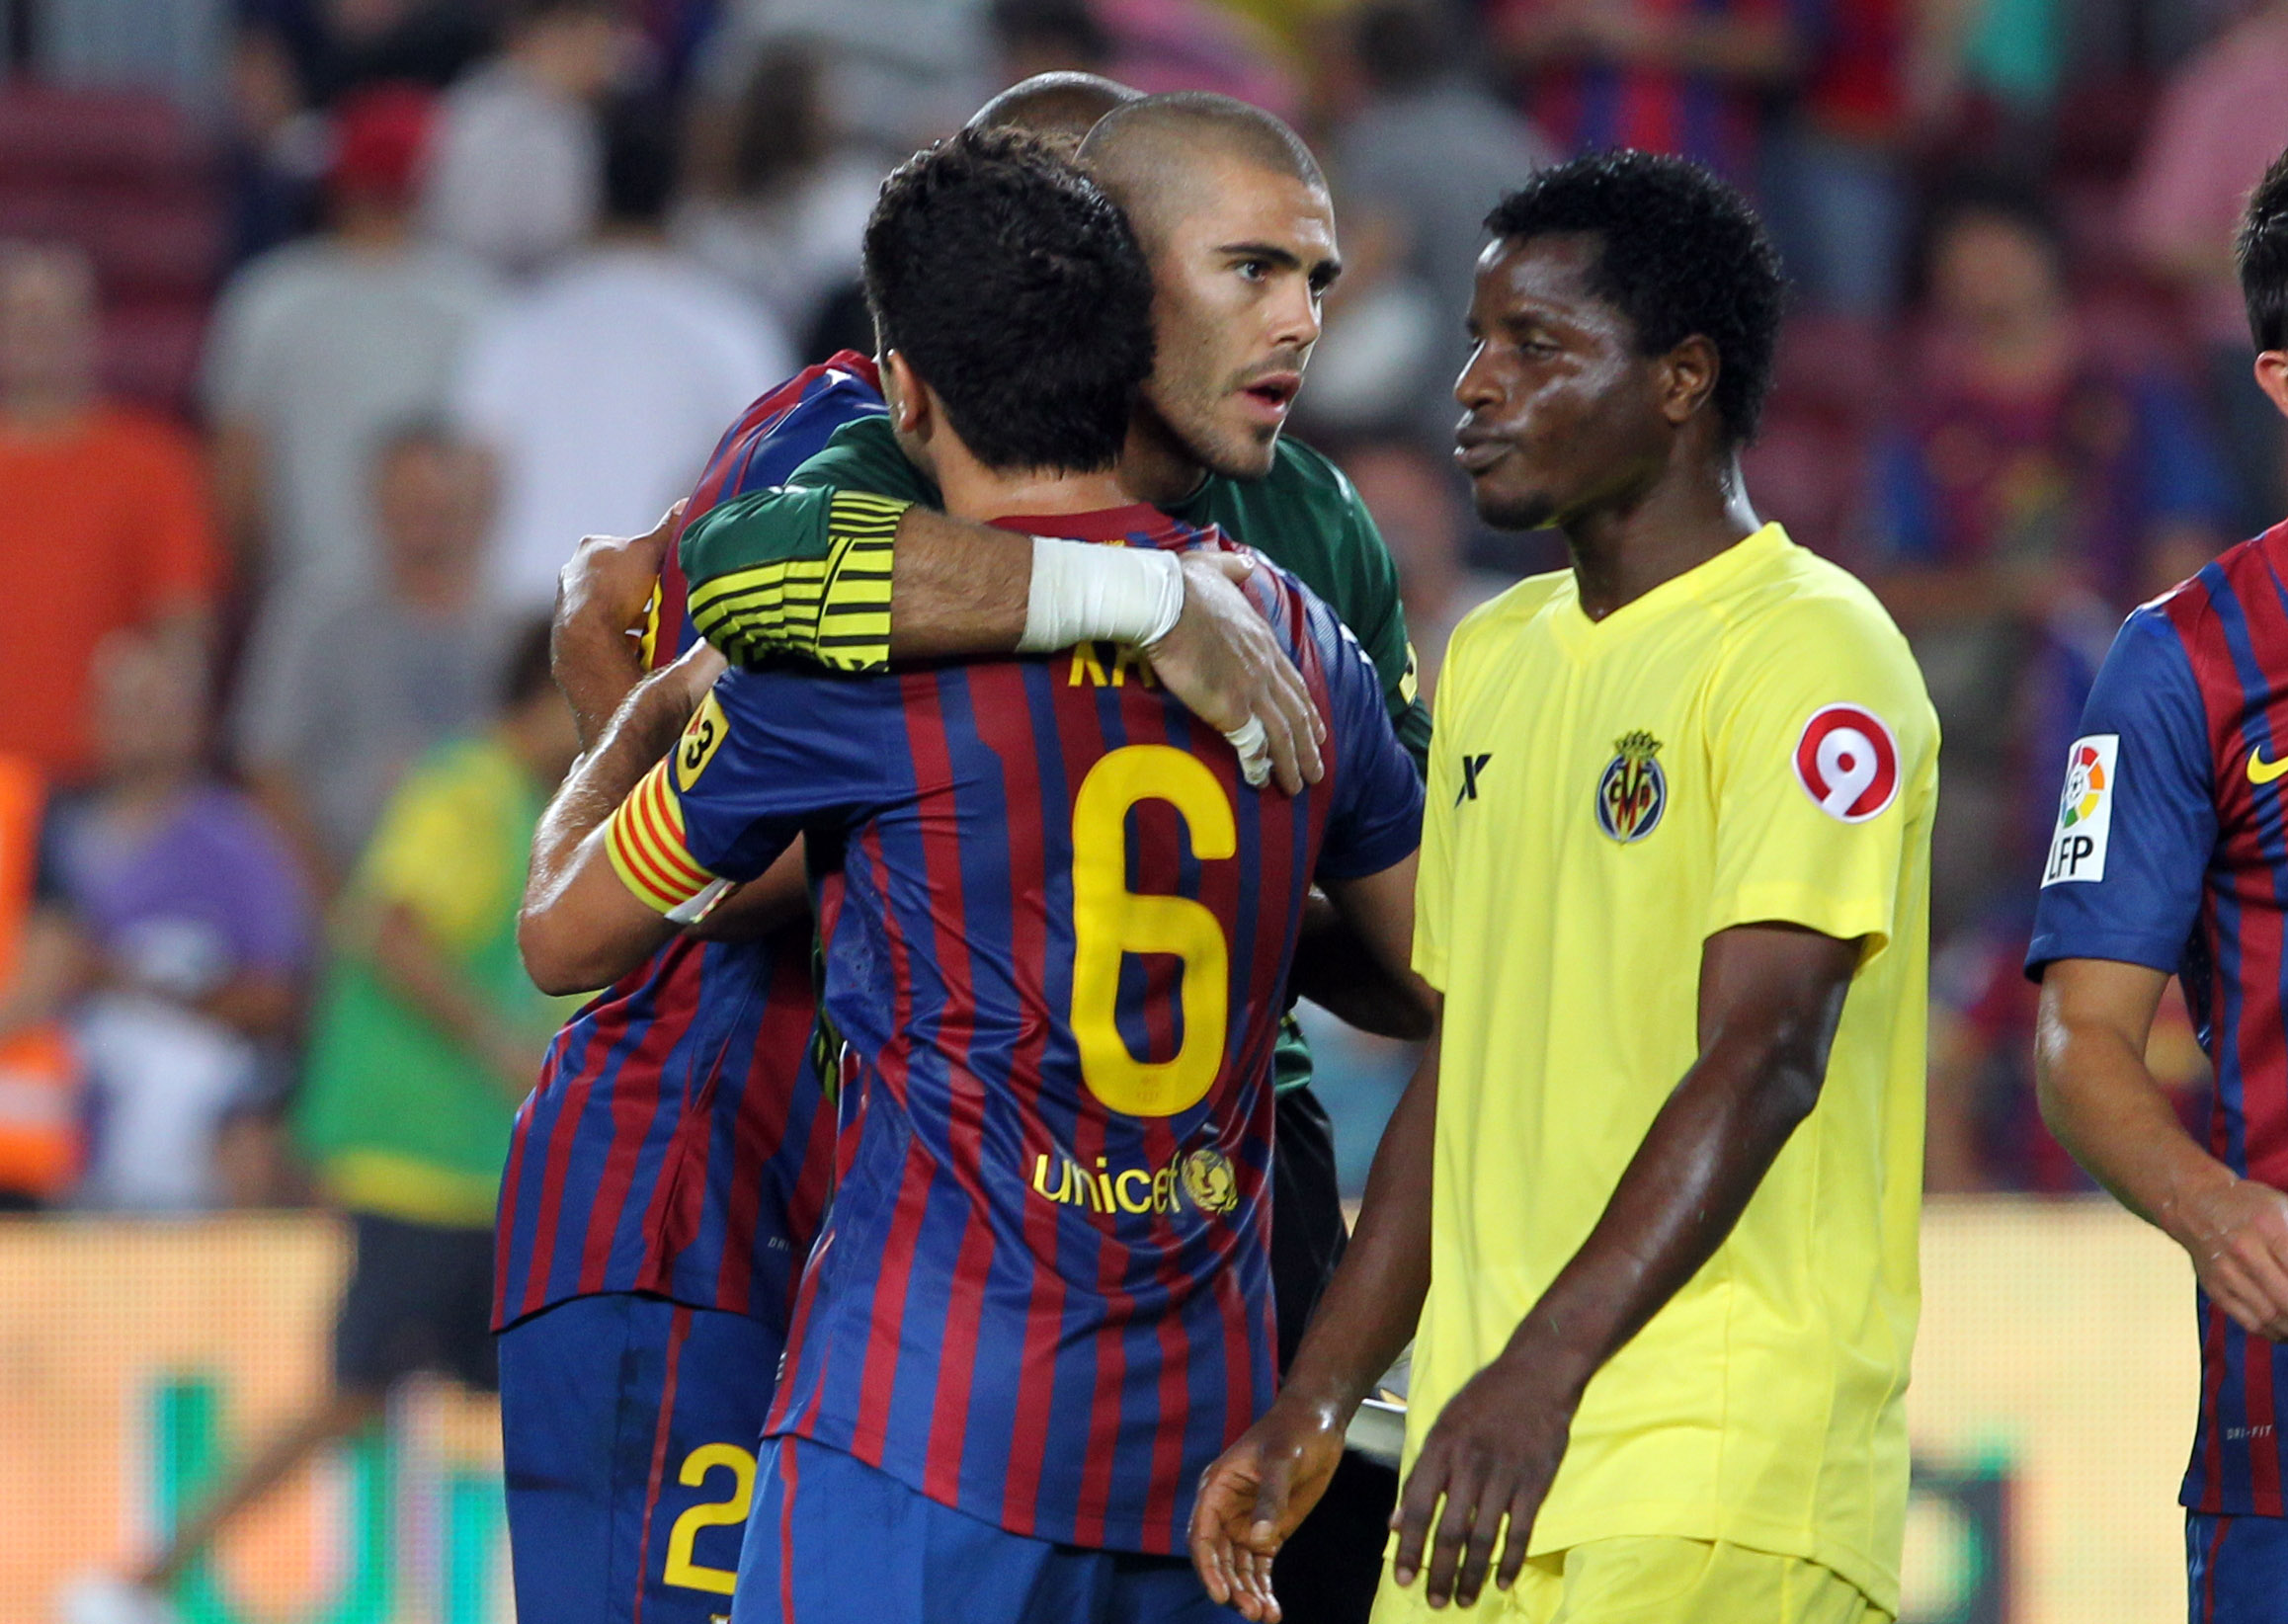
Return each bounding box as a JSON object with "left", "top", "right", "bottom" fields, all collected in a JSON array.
[
  {"left": 968, "top": 71, "right": 1140, "bottom": 144},
  {"left": 1077, "top": 91, "right": 1326, "bottom": 241}
]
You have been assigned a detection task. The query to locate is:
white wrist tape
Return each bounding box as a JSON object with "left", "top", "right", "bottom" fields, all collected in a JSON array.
[{"left": 1017, "top": 537, "right": 1185, "bottom": 654}]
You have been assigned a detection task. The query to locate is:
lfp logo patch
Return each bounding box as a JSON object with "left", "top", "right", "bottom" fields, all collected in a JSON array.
[
  {"left": 1596, "top": 731, "right": 1667, "bottom": 843},
  {"left": 2043, "top": 734, "right": 2117, "bottom": 886}
]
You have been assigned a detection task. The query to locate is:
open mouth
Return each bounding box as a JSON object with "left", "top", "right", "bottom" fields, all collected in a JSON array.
[{"left": 1239, "top": 373, "right": 1300, "bottom": 420}]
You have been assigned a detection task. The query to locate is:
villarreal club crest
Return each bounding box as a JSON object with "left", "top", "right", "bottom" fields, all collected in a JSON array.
[{"left": 1596, "top": 730, "right": 1667, "bottom": 844}]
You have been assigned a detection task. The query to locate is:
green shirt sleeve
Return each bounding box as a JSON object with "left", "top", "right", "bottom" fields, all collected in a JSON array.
[
  {"left": 1325, "top": 482, "right": 1432, "bottom": 773},
  {"left": 677, "top": 419, "right": 940, "bottom": 673}
]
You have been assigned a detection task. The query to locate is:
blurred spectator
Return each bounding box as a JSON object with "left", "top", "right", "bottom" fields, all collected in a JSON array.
[
  {"left": 453, "top": 97, "right": 788, "bottom": 613},
  {"left": 418, "top": 0, "right": 623, "bottom": 279},
  {"left": 236, "top": 424, "right": 507, "bottom": 899},
  {"left": 1339, "top": 444, "right": 1511, "bottom": 698},
  {"left": 1867, "top": 177, "right": 2237, "bottom": 941},
  {"left": 41, "top": 634, "right": 308, "bottom": 1214},
  {"left": 204, "top": 83, "right": 498, "bottom": 684},
  {"left": 0, "top": 754, "right": 81, "bottom": 1211},
  {"left": 990, "top": 0, "right": 1115, "bottom": 80},
  {"left": 673, "top": 44, "right": 883, "bottom": 347},
  {"left": 697, "top": 0, "right": 990, "bottom": 157},
  {"left": 220, "top": 21, "right": 328, "bottom": 268},
  {"left": 0, "top": 242, "right": 220, "bottom": 785},
  {"left": 2123, "top": 0, "right": 2288, "bottom": 538},
  {"left": 30, "top": 0, "right": 231, "bottom": 110},
  {"left": 1481, "top": 0, "right": 1801, "bottom": 185},
  {"left": 62, "top": 620, "right": 576, "bottom": 1624},
  {"left": 1320, "top": 0, "right": 1551, "bottom": 448},
  {"left": 1099, "top": 0, "right": 1304, "bottom": 121},
  {"left": 1761, "top": 0, "right": 1913, "bottom": 315}
]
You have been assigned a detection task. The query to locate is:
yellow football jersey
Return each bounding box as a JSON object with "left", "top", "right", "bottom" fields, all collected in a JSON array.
[{"left": 1385, "top": 524, "right": 1935, "bottom": 1620}]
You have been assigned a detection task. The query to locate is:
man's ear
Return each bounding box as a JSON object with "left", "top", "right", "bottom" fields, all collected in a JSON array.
[
  {"left": 2256, "top": 350, "right": 2288, "bottom": 421},
  {"left": 1659, "top": 335, "right": 1721, "bottom": 430},
  {"left": 882, "top": 349, "right": 931, "bottom": 438}
]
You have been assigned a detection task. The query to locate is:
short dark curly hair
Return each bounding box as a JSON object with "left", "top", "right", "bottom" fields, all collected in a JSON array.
[
  {"left": 864, "top": 126, "right": 1154, "bottom": 473},
  {"left": 2241, "top": 146, "right": 2288, "bottom": 355},
  {"left": 1484, "top": 150, "right": 1786, "bottom": 447}
]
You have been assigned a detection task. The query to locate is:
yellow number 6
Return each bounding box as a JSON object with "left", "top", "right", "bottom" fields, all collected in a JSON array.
[
  {"left": 1070, "top": 746, "right": 1237, "bottom": 1117},
  {"left": 662, "top": 1442, "right": 756, "bottom": 1595}
]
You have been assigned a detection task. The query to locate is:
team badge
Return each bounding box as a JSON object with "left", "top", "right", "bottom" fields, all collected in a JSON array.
[
  {"left": 1794, "top": 704, "right": 1899, "bottom": 823},
  {"left": 2043, "top": 734, "right": 2117, "bottom": 886},
  {"left": 1595, "top": 730, "right": 1667, "bottom": 843},
  {"left": 675, "top": 691, "right": 728, "bottom": 791},
  {"left": 1181, "top": 1148, "right": 1238, "bottom": 1214}
]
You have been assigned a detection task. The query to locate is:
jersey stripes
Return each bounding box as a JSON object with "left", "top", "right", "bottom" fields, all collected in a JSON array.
[
  {"left": 687, "top": 492, "right": 905, "bottom": 672},
  {"left": 492, "top": 353, "right": 886, "bottom": 1332},
  {"left": 663, "top": 505, "right": 1424, "bottom": 1554}
]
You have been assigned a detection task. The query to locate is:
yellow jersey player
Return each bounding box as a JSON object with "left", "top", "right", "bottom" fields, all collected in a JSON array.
[{"left": 1189, "top": 151, "right": 1936, "bottom": 1624}]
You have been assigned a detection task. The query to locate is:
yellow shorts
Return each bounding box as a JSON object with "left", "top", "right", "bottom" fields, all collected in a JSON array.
[{"left": 1370, "top": 1535, "right": 1891, "bottom": 1624}]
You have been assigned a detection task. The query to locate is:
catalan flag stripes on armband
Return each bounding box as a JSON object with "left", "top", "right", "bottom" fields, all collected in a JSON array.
[
  {"left": 607, "top": 758, "right": 718, "bottom": 915},
  {"left": 686, "top": 492, "right": 903, "bottom": 673}
]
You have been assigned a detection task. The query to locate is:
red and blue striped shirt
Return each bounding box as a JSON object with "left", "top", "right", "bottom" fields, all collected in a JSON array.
[
  {"left": 2029, "top": 522, "right": 2288, "bottom": 1515},
  {"left": 652, "top": 505, "right": 1423, "bottom": 1552},
  {"left": 490, "top": 355, "right": 885, "bottom": 1332}
]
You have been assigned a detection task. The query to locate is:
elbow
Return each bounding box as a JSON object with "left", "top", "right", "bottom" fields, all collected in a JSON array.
[
  {"left": 1386, "top": 976, "right": 1437, "bottom": 1043},
  {"left": 518, "top": 910, "right": 613, "bottom": 999}
]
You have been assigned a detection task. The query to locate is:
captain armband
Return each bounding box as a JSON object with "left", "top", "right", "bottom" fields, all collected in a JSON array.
[
  {"left": 686, "top": 492, "right": 905, "bottom": 673},
  {"left": 606, "top": 758, "right": 730, "bottom": 922}
]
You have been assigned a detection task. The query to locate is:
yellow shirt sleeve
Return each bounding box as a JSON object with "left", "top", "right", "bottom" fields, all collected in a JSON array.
[
  {"left": 1703, "top": 594, "right": 1937, "bottom": 961},
  {"left": 358, "top": 748, "right": 519, "bottom": 956}
]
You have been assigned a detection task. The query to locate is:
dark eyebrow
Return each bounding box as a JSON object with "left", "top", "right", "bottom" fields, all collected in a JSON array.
[{"left": 1216, "top": 241, "right": 1345, "bottom": 291}]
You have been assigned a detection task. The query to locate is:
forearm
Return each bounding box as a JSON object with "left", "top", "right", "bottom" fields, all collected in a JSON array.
[
  {"left": 364, "top": 905, "right": 534, "bottom": 1097},
  {"left": 1504, "top": 1029, "right": 1823, "bottom": 1400},
  {"left": 883, "top": 507, "right": 1028, "bottom": 658},
  {"left": 552, "top": 612, "right": 647, "bottom": 752},
  {"left": 1287, "top": 890, "right": 1432, "bottom": 1041},
  {"left": 1280, "top": 1034, "right": 1439, "bottom": 1421},
  {"left": 2036, "top": 1014, "right": 2231, "bottom": 1239},
  {"left": 529, "top": 667, "right": 695, "bottom": 903}
]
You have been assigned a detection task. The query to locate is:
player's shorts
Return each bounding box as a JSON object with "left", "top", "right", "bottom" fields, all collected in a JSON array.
[
  {"left": 333, "top": 1211, "right": 498, "bottom": 1394},
  {"left": 731, "top": 1434, "right": 1242, "bottom": 1624},
  {"left": 2187, "top": 1510, "right": 2288, "bottom": 1622},
  {"left": 1371, "top": 1536, "right": 1889, "bottom": 1624},
  {"left": 499, "top": 1292, "right": 782, "bottom": 1624}
]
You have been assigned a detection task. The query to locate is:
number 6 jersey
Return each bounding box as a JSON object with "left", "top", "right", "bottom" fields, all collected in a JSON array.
[{"left": 606, "top": 502, "right": 1423, "bottom": 1554}]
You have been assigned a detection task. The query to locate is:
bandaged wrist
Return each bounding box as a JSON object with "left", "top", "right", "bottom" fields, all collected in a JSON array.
[{"left": 1017, "top": 536, "right": 1185, "bottom": 653}]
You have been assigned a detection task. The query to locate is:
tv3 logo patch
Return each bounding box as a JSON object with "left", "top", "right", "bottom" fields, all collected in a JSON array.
[{"left": 2043, "top": 734, "right": 2116, "bottom": 886}]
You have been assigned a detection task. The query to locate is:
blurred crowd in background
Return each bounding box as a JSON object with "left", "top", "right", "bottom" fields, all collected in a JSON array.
[{"left": 0, "top": 0, "right": 2283, "bottom": 1221}]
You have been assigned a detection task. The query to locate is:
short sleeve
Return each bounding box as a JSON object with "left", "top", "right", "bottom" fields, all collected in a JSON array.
[
  {"left": 1704, "top": 599, "right": 1938, "bottom": 960},
  {"left": 1308, "top": 588, "right": 1424, "bottom": 882},
  {"left": 2025, "top": 607, "right": 2215, "bottom": 978},
  {"left": 358, "top": 751, "right": 518, "bottom": 955},
  {"left": 201, "top": 260, "right": 281, "bottom": 420},
  {"left": 606, "top": 667, "right": 902, "bottom": 914}
]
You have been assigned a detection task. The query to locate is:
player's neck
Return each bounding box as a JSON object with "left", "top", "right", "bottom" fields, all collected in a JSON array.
[
  {"left": 1563, "top": 453, "right": 1760, "bottom": 621},
  {"left": 938, "top": 456, "right": 1134, "bottom": 528}
]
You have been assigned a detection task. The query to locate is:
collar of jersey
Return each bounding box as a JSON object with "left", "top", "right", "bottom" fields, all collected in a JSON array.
[
  {"left": 994, "top": 503, "right": 1187, "bottom": 549},
  {"left": 1547, "top": 522, "right": 1788, "bottom": 654}
]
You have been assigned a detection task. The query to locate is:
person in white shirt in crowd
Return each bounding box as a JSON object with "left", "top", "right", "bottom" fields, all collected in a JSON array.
[
  {"left": 204, "top": 80, "right": 499, "bottom": 696},
  {"left": 419, "top": 0, "right": 625, "bottom": 279},
  {"left": 673, "top": 43, "right": 885, "bottom": 354},
  {"left": 451, "top": 94, "right": 789, "bottom": 614},
  {"left": 235, "top": 422, "right": 509, "bottom": 900}
]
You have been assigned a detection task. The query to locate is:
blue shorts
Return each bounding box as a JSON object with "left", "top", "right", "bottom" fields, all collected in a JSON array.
[
  {"left": 730, "top": 1434, "right": 1240, "bottom": 1624},
  {"left": 2188, "top": 1510, "right": 2288, "bottom": 1623},
  {"left": 500, "top": 1293, "right": 781, "bottom": 1624}
]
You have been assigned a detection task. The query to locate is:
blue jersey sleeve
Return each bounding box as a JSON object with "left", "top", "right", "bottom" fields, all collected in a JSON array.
[
  {"left": 2025, "top": 605, "right": 2216, "bottom": 978},
  {"left": 1301, "top": 584, "right": 1425, "bottom": 880},
  {"left": 664, "top": 666, "right": 903, "bottom": 882}
]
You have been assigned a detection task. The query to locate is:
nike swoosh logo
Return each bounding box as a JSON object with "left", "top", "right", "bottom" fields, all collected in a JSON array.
[{"left": 2251, "top": 748, "right": 2288, "bottom": 786}]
